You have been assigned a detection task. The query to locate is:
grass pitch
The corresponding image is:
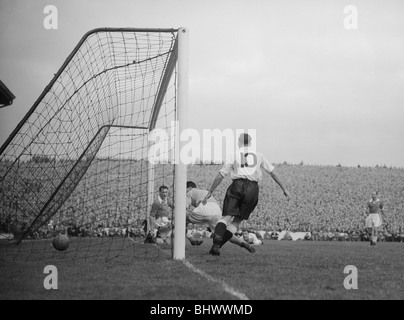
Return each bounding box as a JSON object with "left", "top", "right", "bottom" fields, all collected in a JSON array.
[{"left": 1, "top": 239, "right": 403, "bottom": 300}]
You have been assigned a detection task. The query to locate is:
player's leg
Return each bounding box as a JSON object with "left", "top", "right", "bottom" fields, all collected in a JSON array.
[
  {"left": 225, "top": 217, "right": 256, "bottom": 253},
  {"left": 369, "top": 227, "right": 375, "bottom": 245},
  {"left": 374, "top": 227, "right": 378, "bottom": 245},
  {"left": 208, "top": 202, "right": 239, "bottom": 249},
  {"left": 231, "top": 237, "right": 256, "bottom": 253},
  {"left": 213, "top": 181, "right": 259, "bottom": 253},
  {"left": 371, "top": 215, "right": 382, "bottom": 245},
  {"left": 218, "top": 180, "right": 259, "bottom": 250},
  {"left": 223, "top": 230, "right": 256, "bottom": 253},
  {"left": 238, "top": 180, "right": 259, "bottom": 222},
  {"left": 220, "top": 216, "right": 241, "bottom": 247},
  {"left": 370, "top": 214, "right": 381, "bottom": 246},
  {"left": 209, "top": 215, "right": 232, "bottom": 255},
  {"left": 365, "top": 227, "right": 371, "bottom": 244},
  {"left": 365, "top": 215, "right": 373, "bottom": 245},
  {"left": 209, "top": 181, "right": 242, "bottom": 255},
  {"left": 232, "top": 181, "right": 259, "bottom": 252},
  {"left": 208, "top": 212, "right": 255, "bottom": 253}
]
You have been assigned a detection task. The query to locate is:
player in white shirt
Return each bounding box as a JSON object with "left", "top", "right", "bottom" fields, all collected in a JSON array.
[
  {"left": 186, "top": 181, "right": 256, "bottom": 253},
  {"left": 202, "top": 133, "right": 290, "bottom": 256}
]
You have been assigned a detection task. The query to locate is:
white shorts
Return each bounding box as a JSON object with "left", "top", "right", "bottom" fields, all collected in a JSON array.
[
  {"left": 365, "top": 214, "right": 382, "bottom": 228},
  {"left": 188, "top": 202, "right": 221, "bottom": 231}
]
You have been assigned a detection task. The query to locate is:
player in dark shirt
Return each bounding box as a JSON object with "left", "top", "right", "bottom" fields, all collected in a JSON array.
[{"left": 365, "top": 191, "right": 384, "bottom": 246}]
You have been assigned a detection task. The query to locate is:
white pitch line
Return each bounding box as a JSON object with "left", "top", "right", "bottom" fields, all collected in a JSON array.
[
  {"left": 182, "top": 259, "right": 250, "bottom": 301},
  {"left": 129, "top": 239, "right": 249, "bottom": 300}
]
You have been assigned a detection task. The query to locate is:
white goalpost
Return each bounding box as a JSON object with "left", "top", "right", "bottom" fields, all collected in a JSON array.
[{"left": 173, "top": 27, "right": 189, "bottom": 260}]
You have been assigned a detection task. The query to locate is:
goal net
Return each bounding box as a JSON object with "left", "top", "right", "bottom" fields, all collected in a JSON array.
[{"left": 0, "top": 28, "right": 188, "bottom": 262}]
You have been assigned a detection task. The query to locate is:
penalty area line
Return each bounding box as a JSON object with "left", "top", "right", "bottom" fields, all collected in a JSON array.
[{"left": 182, "top": 259, "right": 250, "bottom": 300}]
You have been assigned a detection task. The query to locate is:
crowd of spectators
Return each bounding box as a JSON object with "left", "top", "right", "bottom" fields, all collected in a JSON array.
[
  {"left": 2, "top": 163, "right": 404, "bottom": 244},
  {"left": 190, "top": 164, "right": 404, "bottom": 243}
]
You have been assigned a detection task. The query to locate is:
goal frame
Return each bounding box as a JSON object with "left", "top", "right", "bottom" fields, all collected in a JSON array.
[{"left": 0, "top": 27, "right": 189, "bottom": 260}]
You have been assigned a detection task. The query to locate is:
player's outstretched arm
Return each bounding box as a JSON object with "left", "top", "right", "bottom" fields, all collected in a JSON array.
[
  {"left": 269, "top": 171, "right": 290, "bottom": 200},
  {"left": 201, "top": 173, "right": 224, "bottom": 205}
]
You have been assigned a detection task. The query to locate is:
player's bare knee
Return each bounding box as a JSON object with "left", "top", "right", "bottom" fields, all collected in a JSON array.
[
  {"left": 218, "top": 217, "right": 231, "bottom": 225},
  {"left": 227, "top": 224, "right": 238, "bottom": 234}
]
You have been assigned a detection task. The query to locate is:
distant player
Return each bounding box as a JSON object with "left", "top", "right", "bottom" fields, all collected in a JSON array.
[
  {"left": 202, "top": 133, "right": 290, "bottom": 256},
  {"left": 365, "top": 191, "right": 384, "bottom": 246},
  {"left": 186, "top": 181, "right": 256, "bottom": 253}
]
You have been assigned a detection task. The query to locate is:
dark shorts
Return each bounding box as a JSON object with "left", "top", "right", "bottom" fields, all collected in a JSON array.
[{"left": 222, "top": 179, "right": 259, "bottom": 220}]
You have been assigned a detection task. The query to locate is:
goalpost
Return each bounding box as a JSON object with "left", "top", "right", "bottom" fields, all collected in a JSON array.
[
  {"left": 0, "top": 27, "right": 188, "bottom": 261},
  {"left": 174, "top": 28, "right": 188, "bottom": 260}
]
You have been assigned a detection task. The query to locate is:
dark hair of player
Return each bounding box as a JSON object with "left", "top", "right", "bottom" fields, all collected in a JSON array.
[
  {"left": 240, "top": 133, "right": 251, "bottom": 146},
  {"left": 186, "top": 181, "right": 197, "bottom": 189}
]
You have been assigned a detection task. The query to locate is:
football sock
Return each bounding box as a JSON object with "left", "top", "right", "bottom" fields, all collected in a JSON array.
[
  {"left": 220, "top": 230, "right": 233, "bottom": 248},
  {"left": 213, "top": 222, "right": 227, "bottom": 244}
]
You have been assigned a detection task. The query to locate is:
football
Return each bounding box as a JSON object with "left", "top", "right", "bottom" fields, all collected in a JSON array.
[{"left": 52, "top": 234, "right": 70, "bottom": 251}]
